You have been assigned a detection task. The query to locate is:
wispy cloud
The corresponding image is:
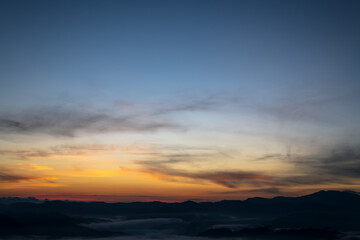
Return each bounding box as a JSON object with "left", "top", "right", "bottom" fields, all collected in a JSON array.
[
  {"left": 129, "top": 157, "right": 270, "bottom": 188},
  {"left": 16, "top": 163, "right": 53, "bottom": 171},
  {"left": 293, "top": 146, "right": 360, "bottom": 182},
  {"left": 210, "top": 187, "right": 285, "bottom": 196},
  {"left": 0, "top": 95, "right": 242, "bottom": 138},
  {"left": 0, "top": 170, "right": 55, "bottom": 183},
  {"left": 252, "top": 87, "right": 358, "bottom": 124},
  {"left": 0, "top": 143, "right": 162, "bottom": 160},
  {"left": 0, "top": 164, "right": 60, "bottom": 190},
  {"left": 113, "top": 94, "right": 238, "bottom": 115},
  {"left": 254, "top": 145, "right": 360, "bottom": 189},
  {"left": 131, "top": 144, "right": 360, "bottom": 191},
  {"left": 0, "top": 106, "right": 178, "bottom": 137},
  {"left": 0, "top": 171, "right": 37, "bottom": 182}
]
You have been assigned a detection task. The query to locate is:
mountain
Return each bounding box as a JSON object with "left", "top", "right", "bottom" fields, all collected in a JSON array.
[
  {"left": 0, "top": 197, "right": 44, "bottom": 204},
  {"left": 0, "top": 190, "right": 359, "bottom": 239}
]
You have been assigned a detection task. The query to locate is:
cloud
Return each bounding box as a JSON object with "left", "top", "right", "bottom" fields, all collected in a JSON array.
[
  {"left": 254, "top": 145, "right": 360, "bottom": 189},
  {"left": 0, "top": 163, "right": 57, "bottom": 187},
  {"left": 134, "top": 144, "right": 360, "bottom": 192},
  {"left": 151, "top": 97, "right": 221, "bottom": 116},
  {"left": 113, "top": 94, "right": 239, "bottom": 116},
  {"left": 131, "top": 158, "right": 270, "bottom": 188},
  {"left": 0, "top": 94, "right": 241, "bottom": 138},
  {"left": 0, "top": 170, "right": 55, "bottom": 183},
  {"left": 215, "top": 145, "right": 360, "bottom": 193},
  {"left": 0, "top": 145, "right": 118, "bottom": 160},
  {"left": 255, "top": 154, "right": 288, "bottom": 161},
  {"left": 16, "top": 163, "right": 53, "bottom": 171},
  {"left": 294, "top": 146, "right": 360, "bottom": 182},
  {"left": 252, "top": 88, "right": 357, "bottom": 125},
  {"left": 181, "top": 171, "right": 268, "bottom": 188},
  {"left": 0, "top": 106, "right": 178, "bottom": 137},
  {"left": 213, "top": 187, "right": 284, "bottom": 195},
  {"left": 0, "top": 143, "right": 163, "bottom": 160},
  {"left": 0, "top": 171, "right": 36, "bottom": 183}
]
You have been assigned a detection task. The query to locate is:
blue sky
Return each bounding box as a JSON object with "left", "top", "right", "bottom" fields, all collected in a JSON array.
[{"left": 1, "top": 0, "right": 359, "bottom": 103}]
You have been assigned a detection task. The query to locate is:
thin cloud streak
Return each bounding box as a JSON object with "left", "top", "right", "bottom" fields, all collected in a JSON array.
[
  {"left": 0, "top": 95, "right": 242, "bottom": 138},
  {"left": 0, "top": 106, "right": 178, "bottom": 137},
  {"left": 0, "top": 170, "right": 55, "bottom": 183},
  {"left": 255, "top": 145, "right": 360, "bottom": 189},
  {"left": 0, "top": 144, "right": 165, "bottom": 160},
  {"left": 130, "top": 144, "right": 360, "bottom": 192},
  {"left": 131, "top": 158, "right": 270, "bottom": 188}
]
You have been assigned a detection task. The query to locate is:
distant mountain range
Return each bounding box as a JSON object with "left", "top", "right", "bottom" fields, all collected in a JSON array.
[
  {"left": 0, "top": 196, "right": 44, "bottom": 204},
  {"left": 2, "top": 190, "right": 359, "bottom": 204},
  {"left": 1, "top": 190, "right": 360, "bottom": 239}
]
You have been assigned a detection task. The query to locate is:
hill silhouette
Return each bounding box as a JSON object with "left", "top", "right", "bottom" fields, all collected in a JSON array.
[{"left": 0, "top": 190, "right": 359, "bottom": 239}]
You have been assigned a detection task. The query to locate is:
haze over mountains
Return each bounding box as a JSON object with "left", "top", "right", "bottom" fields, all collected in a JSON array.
[{"left": 1, "top": 190, "right": 360, "bottom": 240}]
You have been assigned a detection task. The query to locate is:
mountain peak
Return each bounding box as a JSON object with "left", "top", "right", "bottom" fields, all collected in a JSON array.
[{"left": 0, "top": 197, "right": 43, "bottom": 204}]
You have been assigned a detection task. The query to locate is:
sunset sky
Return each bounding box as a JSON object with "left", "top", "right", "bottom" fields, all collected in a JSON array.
[{"left": 1, "top": 0, "right": 360, "bottom": 202}]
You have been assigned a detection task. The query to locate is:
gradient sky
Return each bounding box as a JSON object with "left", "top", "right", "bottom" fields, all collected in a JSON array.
[{"left": 0, "top": 0, "right": 360, "bottom": 202}]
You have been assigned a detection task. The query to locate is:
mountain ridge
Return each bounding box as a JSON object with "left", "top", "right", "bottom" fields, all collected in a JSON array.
[
  {"left": 2, "top": 190, "right": 359, "bottom": 204},
  {"left": 1, "top": 190, "right": 360, "bottom": 239}
]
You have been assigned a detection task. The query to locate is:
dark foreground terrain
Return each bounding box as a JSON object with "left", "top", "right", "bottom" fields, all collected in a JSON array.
[{"left": 1, "top": 190, "right": 360, "bottom": 240}]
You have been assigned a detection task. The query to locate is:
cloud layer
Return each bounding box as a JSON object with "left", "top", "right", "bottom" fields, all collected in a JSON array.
[{"left": 0, "top": 107, "right": 176, "bottom": 137}]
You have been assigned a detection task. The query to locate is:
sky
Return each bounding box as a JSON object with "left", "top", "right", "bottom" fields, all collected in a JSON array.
[{"left": 0, "top": 0, "right": 360, "bottom": 202}]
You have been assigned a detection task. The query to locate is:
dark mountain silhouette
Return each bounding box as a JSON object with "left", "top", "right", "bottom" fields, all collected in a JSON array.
[
  {"left": 0, "top": 190, "right": 359, "bottom": 239},
  {"left": 0, "top": 196, "right": 44, "bottom": 204}
]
